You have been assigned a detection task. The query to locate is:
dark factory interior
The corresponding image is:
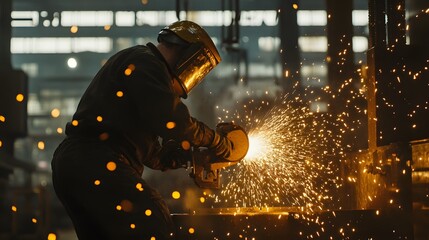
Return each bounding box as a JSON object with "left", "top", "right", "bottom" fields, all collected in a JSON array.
[{"left": 1, "top": 0, "right": 429, "bottom": 239}]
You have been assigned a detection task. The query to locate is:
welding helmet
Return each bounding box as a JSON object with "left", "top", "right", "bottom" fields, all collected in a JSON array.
[{"left": 158, "top": 20, "right": 221, "bottom": 98}]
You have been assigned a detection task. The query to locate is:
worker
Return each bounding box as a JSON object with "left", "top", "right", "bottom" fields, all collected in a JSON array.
[{"left": 51, "top": 20, "right": 235, "bottom": 240}]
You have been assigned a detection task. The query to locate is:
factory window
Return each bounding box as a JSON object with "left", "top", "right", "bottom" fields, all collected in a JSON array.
[
  {"left": 11, "top": 37, "right": 112, "bottom": 54},
  {"left": 353, "top": 36, "right": 368, "bottom": 52},
  {"left": 73, "top": 38, "right": 112, "bottom": 52},
  {"left": 247, "top": 63, "right": 282, "bottom": 78},
  {"left": 116, "top": 38, "right": 135, "bottom": 51},
  {"left": 258, "top": 37, "right": 280, "bottom": 52},
  {"left": 136, "top": 37, "right": 157, "bottom": 46},
  {"left": 298, "top": 36, "right": 367, "bottom": 53},
  {"left": 20, "top": 63, "right": 39, "bottom": 77},
  {"left": 13, "top": 10, "right": 280, "bottom": 28},
  {"left": 115, "top": 11, "right": 136, "bottom": 27},
  {"left": 352, "top": 10, "right": 369, "bottom": 26},
  {"left": 184, "top": 11, "right": 224, "bottom": 26},
  {"left": 61, "top": 11, "right": 114, "bottom": 27},
  {"left": 240, "top": 11, "right": 278, "bottom": 26},
  {"left": 27, "top": 94, "right": 42, "bottom": 115},
  {"left": 142, "top": 10, "right": 278, "bottom": 27},
  {"left": 136, "top": 11, "right": 178, "bottom": 26},
  {"left": 11, "top": 11, "right": 39, "bottom": 27},
  {"left": 301, "top": 64, "right": 328, "bottom": 87},
  {"left": 301, "top": 64, "right": 328, "bottom": 78},
  {"left": 136, "top": 11, "right": 157, "bottom": 26},
  {"left": 299, "top": 36, "right": 328, "bottom": 52},
  {"left": 297, "top": 10, "right": 327, "bottom": 26},
  {"left": 297, "top": 10, "right": 368, "bottom": 27}
]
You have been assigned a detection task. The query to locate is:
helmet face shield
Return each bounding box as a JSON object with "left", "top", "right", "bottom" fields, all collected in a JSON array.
[
  {"left": 175, "top": 43, "right": 219, "bottom": 97},
  {"left": 157, "top": 21, "right": 221, "bottom": 98}
]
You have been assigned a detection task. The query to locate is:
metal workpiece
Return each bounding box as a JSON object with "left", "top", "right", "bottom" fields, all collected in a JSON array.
[
  {"left": 172, "top": 209, "right": 413, "bottom": 239},
  {"left": 341, "top": 142, "right": 413, "bottom": 211}
]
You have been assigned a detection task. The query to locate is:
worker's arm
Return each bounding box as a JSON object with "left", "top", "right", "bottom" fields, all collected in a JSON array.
[{"left": 123, "top": 53, "right": 232, "bottom": 168}]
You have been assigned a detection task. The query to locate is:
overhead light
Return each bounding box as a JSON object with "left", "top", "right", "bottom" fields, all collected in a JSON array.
[{"left": 67, "top": 57, "right": 78, "bottom": 69}]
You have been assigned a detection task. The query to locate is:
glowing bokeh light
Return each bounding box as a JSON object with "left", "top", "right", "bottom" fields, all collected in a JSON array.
[
  {"left": 67, "top": 57, "right": 78, "bottom": 68},
  {"left": 37, "top": 141, "right": 45, "bottom": 150},
  {"left": 166, "top": 121, "right": 176, "bottom": 129},
  {"left": 51, "top": 108, "right": 60, "bottom": 118},
  {"left": 47, "top": 233, "right": 57, "bottom": 240},
  {"left": 106, "top": 161, "right": 117, "bottom": 171},
  {"left": 172, "top": 191, "right": 181, "bottom": 199},
  {"left": 71, "top": 120, "right": 79, "bottom": 126},
  {"left": 136, "top": 183, "right": 144, "bottom": 191},
  {"left": 116, "top": 91, "right": 124, "bottom": 97},
  {"left": 70, "top": 25, "right": 78, "bottom": 33},
  {"left": 16, "top": 93, "right": 24, "bottom": 102},
  {"left": 181, "top": 140, "right": 191, "bottom": 150}
]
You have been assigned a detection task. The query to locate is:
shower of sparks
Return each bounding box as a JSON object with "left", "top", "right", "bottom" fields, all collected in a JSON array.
[
  {"left": 205, "top": 5, "right": 429, "bottom": 212},
  {"left": 212, "top": 92, "right": 340, "bottom": 209}
]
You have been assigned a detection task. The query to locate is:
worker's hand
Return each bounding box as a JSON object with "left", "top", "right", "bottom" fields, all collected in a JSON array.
[
  {"left": 159, "top": 140, "right": 190, "bottom": 170},
  {"left": 208, "top": 122, "right": 236, "bottom": 159}
]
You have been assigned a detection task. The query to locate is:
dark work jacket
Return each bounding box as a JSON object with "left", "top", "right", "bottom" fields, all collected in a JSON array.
[{"left": 66, "top": 43, "right": 215, "bottom": 174}]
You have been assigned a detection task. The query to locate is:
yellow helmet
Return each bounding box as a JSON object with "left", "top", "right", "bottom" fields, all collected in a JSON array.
[{"left": 158, "top": 21, "right": 221, "bottom": 98}]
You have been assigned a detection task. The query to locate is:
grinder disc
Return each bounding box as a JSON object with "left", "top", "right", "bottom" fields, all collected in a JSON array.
[{"left": 224, "top": 126, "right": 249, "bottom": 162}]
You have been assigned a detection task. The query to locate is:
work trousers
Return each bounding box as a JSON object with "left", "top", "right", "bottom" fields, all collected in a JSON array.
[{"left": 51, "top": 136, "right": 175, "bottom": 240}]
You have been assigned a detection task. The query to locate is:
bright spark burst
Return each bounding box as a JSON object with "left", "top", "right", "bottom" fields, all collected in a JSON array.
[{"left": 214, "top": 94, "right": 336, "bottom": 209}]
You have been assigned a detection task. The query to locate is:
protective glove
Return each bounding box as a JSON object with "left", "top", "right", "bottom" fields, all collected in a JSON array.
[
  {"left": 208, "top": 122, "right": 235, "bottom": 159},
  {"left": 159, "top": 140, "right": 191, "bottom": 170}
]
